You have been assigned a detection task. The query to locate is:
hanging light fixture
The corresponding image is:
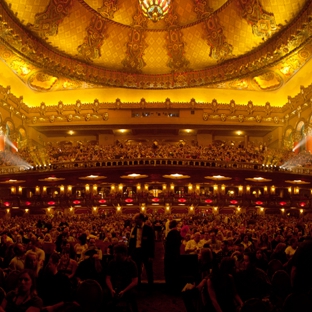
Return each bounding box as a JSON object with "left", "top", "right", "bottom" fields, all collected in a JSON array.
[{"left": 138, "top": 0, "right": 171, "bottom": 22}]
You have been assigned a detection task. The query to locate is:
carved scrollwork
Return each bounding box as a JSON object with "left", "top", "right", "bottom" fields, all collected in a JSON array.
[{"left": 203, "top": 112, "right": 208, "bottom": 121}]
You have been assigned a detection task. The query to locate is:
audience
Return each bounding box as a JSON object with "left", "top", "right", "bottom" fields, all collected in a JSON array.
[{"left": 0, "top": 207, "right": 310, "bottom": 310}]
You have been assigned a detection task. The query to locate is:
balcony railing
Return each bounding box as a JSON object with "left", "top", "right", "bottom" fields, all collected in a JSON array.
[{"left": 0, "top": 158, "right": 310, "bottom": 175}]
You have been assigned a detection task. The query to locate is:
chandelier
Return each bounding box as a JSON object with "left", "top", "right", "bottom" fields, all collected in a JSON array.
[{"left": 138, "top": 0, "right": 171, "bottom": 22}]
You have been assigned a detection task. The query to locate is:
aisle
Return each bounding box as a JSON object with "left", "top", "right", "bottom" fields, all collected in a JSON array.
[{"left": 142, "top": 240, "right": 165, "bottom": 282}]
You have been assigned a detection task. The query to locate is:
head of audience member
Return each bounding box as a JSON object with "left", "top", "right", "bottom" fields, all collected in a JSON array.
[
  {"left": 29, "top": 238, "right": 40, "bottom": 251},
  {"left": 47, "top": 252, "right": 61, "bottom": 274},
  {"left": 193, "top": 232, "right": 201, "bottom": 243},
  {"left": 169, "top": 220, "right": 178, "bottom": 230},
  {"left": 13, "top": 243, "right": 25, "bottom": 257},
  {"left": 209, "top": 230, "right": 217, "bottom": 242},
  {"left": 25, "top": 251, "right": 38, "bottom": 272},
  {"left": 43, "top": 233, "right": 52, "bottom": 242},
  {"left": 273, "top": 242, "right": 286, "bottom": 254},
  {"left": 221, "top": 240, "right": 229, "bottom": 252},
  {"left": 17, "top": 269, "right": 37, "bottom": 296},
  {"left": 113, "top": 243, "right": 128, "bottom": 262},
  {"left": 289, "top": 237, "right": 298, "bottom": 249},
  {"left": 255, "top": 248, "right": 264, "bottom": 260},
  {"left": 220, "top": 257, "right": 236, "bottom": 276},
  {"left": 242, "top": 251, "right": 256, "bottom": 271},
  {"left": 134, "top": 213, "right": 145, "bottom": 228},
  {"left": 184, "top": 233, "right": 191, "bottom": 242}
]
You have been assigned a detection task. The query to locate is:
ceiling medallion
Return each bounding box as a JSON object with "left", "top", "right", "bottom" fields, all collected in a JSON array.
[{"left": 138, "top": 0, "right": 171, "bottom": 22}]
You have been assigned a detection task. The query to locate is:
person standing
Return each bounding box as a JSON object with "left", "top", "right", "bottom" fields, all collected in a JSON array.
[
  {"left": 128, "top": 213, "right": 155, "bottom": 288},
  {"left": 164, "top": 220, "right": 182, "bottom": 293}
]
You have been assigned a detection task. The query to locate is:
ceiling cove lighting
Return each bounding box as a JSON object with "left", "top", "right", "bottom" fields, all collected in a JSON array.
[{"left": 138, "top": 0, "right": 171, "bottom": 22}]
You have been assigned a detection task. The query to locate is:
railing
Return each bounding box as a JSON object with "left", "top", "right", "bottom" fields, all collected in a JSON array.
[{"left": 0, "top": 158, "right": 310, "bottom": 175}]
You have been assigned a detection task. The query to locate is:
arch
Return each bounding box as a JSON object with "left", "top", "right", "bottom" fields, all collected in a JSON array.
[
  {"left": 16, "top": 126, "right": 27, "bottom": 150},
  {"left": 283, "top": 126, "right": 294, "bottom": 151},
  {"left": 293, "top": 119, "right": 306, "bottom": 154}
]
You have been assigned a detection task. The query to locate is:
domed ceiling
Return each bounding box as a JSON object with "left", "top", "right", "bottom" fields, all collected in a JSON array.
[{"left": 0, "top": 0, "right": 312, "bottom": 94}]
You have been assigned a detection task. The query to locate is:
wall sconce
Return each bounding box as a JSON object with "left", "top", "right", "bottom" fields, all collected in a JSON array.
[
  {"left": 85, "top": 184, "right": 90, "bottom": 193},
  {"left": 137, "top": 184, "right": 141, "bottom": 192},
  {"left": 11, "top": 186, "right": 16, "bottom": 194},
  {"left": 238, "top": 186, "right": 243, "bottom": 194},
  {"left": 67, "top": 185, "right": 72, "bottom": 193},
  {"left": 237, "top": 207, "right": 241, "bottom": 212},
  {"left": 6, "top": 209, "right": 10, "bottom": 214},
  {"left": 264, "top": 186, "right": 268, "bottom": 194},
  {"left": 288, "top": 186, "right": 292, "bottom": 193},
  {"left": 60, "top": 185, "right": 65, "bottom": 194},
  {"left": 246, "top": 185, "right": 250, "bottom": 193},
  {"left": 35, "top": 186, "right": 40, "bottom": 195},
  {"left": 93, "top": 184, "right": 98, "bottom": 192},
  {"left": 188, "top": 183, "right": 193, "bottom": 191},
  {"left": 47, "top": 208, "right": 51, "bottom": 212},
  {"left": 144, "top": 184, "right": 149, "bottom": 191},
  {"left": 260, "top": 207, "right": 264, "bottom": 212},
  {"left": 281, "top": 208, "right": 285, "bottom": 213},
  {"left": 213, "top": 207, "right": 218, "bottom": 212},
  {"left": 170, "top": 183, "right": 175, "bottom": 191},
  {"left": 111, "top": 185, "right": 116, "bottom": 192},
  {"left": 162, "top": 184, "right": 167, "bottom": 191},
  {"left": 25, "top": 209, "right": 29, "bottom": 213},
  {"left": 18, "top": 186, "right": 22, "bottom": 194},
  {"left": 300, "top": 209, "right": 303, "bottom": 214},
  {"left": 271, "top": 186, "right": 275, "bottom": 194},
  {"left": 69, "top": 207, "right": 73, "bottom": 212},
  {"left": 93, "top": 206, "right": 97, "bottom": 211},
  {"left": 141, "top": 203, "right": 146, "bottom": 211},
  {"left": 116, "top": 204, "right": 121, "bottom": 212}
]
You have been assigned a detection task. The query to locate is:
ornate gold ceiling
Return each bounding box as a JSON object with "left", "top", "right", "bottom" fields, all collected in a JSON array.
[{"left": 0, "top": 0, "right": 312, "bottom": 93}]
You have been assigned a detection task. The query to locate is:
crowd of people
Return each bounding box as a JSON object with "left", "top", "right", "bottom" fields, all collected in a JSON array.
[
  {"left": 0, "top": 139, "right": 302, "bottom": 170},
  {"left": 0, "top": 211, "right": 310, "bottom": 311}
]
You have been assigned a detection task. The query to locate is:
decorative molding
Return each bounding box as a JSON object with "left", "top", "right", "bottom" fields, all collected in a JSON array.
[
  {"left": 165, "top": 11, "right": 190, "bottom": 72},
  {"left": 0, "top": 1, "right": 312, "bottom": 90},
  {"left": 237, "top": 0, "right": 277, "bottom": 39},
  {"left": 28, "top": 0, "right": 74, "bottom": 39},
  {"left": 122, "top": 8, "right": 148, "bottom": 73},
  {"left": 77, "top": 16, "right": 107, "bottom": 62}
]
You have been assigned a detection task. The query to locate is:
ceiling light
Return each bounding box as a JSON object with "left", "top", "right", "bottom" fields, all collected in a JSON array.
[
  {"left": 138, "top": 0, "right": 171, "bottom": 22},
  {"left": 68, "top": 130, "right": 74, "bottom": 135}
]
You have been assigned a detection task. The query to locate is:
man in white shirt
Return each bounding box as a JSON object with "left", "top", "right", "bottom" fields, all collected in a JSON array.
[{"left": 185, "top": 232, "right": 201, "bottom": 254}]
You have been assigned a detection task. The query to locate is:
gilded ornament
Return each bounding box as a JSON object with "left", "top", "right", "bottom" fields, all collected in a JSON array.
[
  {"left": 202, "top": 112, "right": 208, "bottom": 121},
  {"left": 238, "top": 115, "right": 244, "bottom": 123},
  {"left": 103, "top": 112, "right": 109, "bottom": 121},
  {"left": 256, "top": 115, "right": 262, "bottom": 123},
  {"left": 67, "top": 114, "right": 73, "bottom": 122},
  {"left": 49, "top": 115, "right": 55, "bottom": 123},
  {"left": 220, "top": 114, "right": 226, "bottom": 122},
  {"left": 40, "top": 102, "right": 46, "bottom": 116}
]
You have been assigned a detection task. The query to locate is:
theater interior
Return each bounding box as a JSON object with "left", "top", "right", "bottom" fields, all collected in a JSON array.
[{"left": 1, "top": 0, "right": 312, "bottom": 218}]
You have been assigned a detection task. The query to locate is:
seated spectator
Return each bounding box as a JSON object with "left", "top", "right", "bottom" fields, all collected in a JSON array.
[
  {"left": 24, "top": 251, "right": 41, "bottom": 277},
  {"left": 0, "top": 269, "right": 43, "bottom": 312},
  {"left": 270, "top": 242, "right": 288, "bottom": 264},
  {"left": 80, "top": 238, "right": 102, "bottom": 262},
  {"left": 105, "top": 243, "right": 138, "bottom": 312},
  {"left": 9, "top": 243, "right": 25, "bottom": 271},
  {"left": 58, "top": 248, "right": 78, "bottom": 281},
  {"left": 206, "top": 230, "right": 222, "bottom": 254},
  {"left": 185, "top": 232, "right": 201, "bottom": 254},
  {"left": 285, "top": 237, "right": 298, "bottom": 259},
  {"left": 235, "top": 251, "right": 271, "bottom": 302},
  {"left": 206, "top": 257, "right": 243, "bottom": 312},
  {"left": 37, "top": 253, "right": 72, "bottom": 307},
  {"left": 25, "top": 238, "right": 45, "bottom": 270}
]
